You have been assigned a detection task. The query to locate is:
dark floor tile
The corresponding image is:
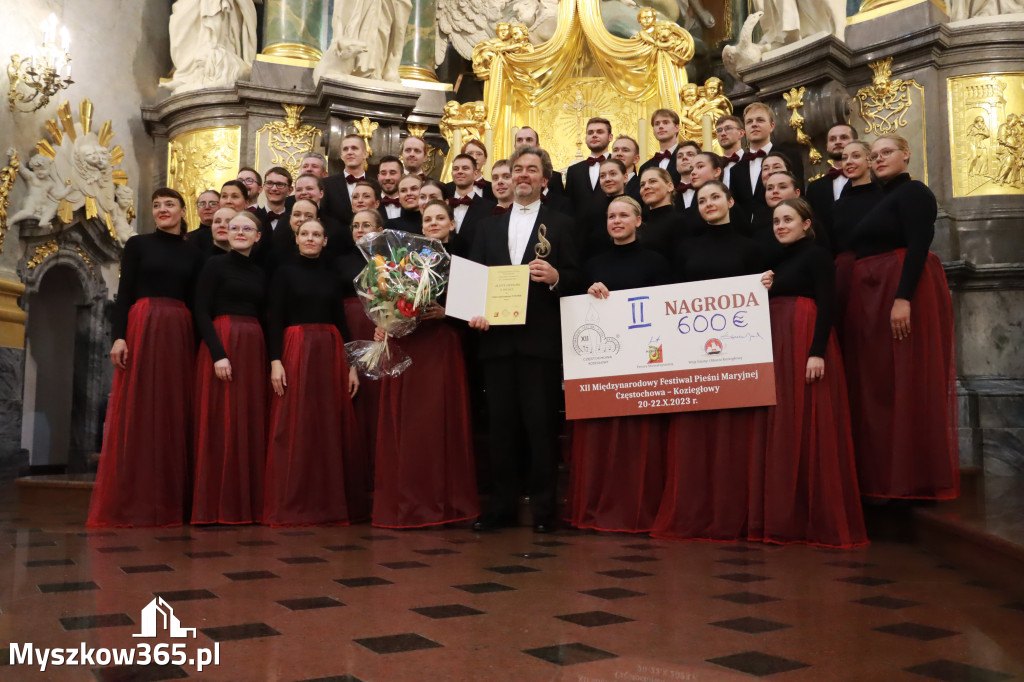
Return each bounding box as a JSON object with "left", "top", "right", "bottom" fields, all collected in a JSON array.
[
  {"left": 486, "top": 565, "right": 540, "bottom": 575},
  {"left": 10, "top": 540, "right": 58, "bottom": 547},
  {"left": 155, "top": 589, "right": 218, "bottom": 602},
  {"left": 1001, "top": 600, "right": 1024, "bottom": 613},
  {"left": 411, "top": 604, "right": 485, "bottom": 619},
  {"left": 533, "top": 540, "right": 570, "bottom": 547},
  {"left": 195, "top": 525, "right": 239, "bottom": 532},
  {"left": 597, "top": 569, "right": 654, "bottom": 579},
  {"left": 523, "top": 642, "right": 618, "bottom": 666},
  {"left": 25, "top": 558, "right": 75, "bottom": 567},
  {"left": 610, "top": 554, "right": 659, "bottom": 563},
  {"left": 715, "top": 573, "right": 772, "bottom": 583},
  {"left": 718, "top": 546, "right": 762, "bottom": 553},
  {"left": 511, "top": 551, "right": 556, "bottom": 559},
  {"left": 354, "top": 633, "right": 442, "bottom": 654},
  {"left": 278, "top": 530, "right": 315, "bottom": 536},
  {"left": 837, "top": 576, "right": 896, "bottom": 586},
  {"left": 39, "top": 581, "right": 99, "bottom": 594},
  {"left": 713, "top": 592, "right": 783, "bottom": 605},
  {"left": 710, "top": 617, "right": 791, "bottom": 634},
  {"left": 874, "top": 623, "right": 959, "bottom": 641},
  {"left": 904, "top": 659, "right": 1014, "bottom": 681},
  {"left": 825, "top": 560, "right": 878, "bottom": 568},
  {"left": 184, "top": 551, "right": 231, "bottom": 559},
  {"left": 579, "top": 587, "right": 645, "bottom": 600},
  {"left": 95, "top": 546, "right": 141, "bottom": 554},
  {"left": 935, "top": 562, "right": 960, "bottom": 571},
  {"left": 335, "top": 576, "right": 394, "bottom": 588},
  {"left": 854, "top": 595, "right": 922, "bottom": 610},
  {"left": 277, "top": 596, "right": 345, "bottom": 611},
  {"left": 201, "top": 622, "right": 281, "bottom": 642},
  {"left": 121, "top": 564, "right": 174, "bottom": 575},
  {"left": 445, "top": 538, "right": 480, "bottom": 545},
  {"left": 963, "top": 578, "right": 997, "bottom": 590},
  {"left": 295, "top": 677, "right": 363, "bottom": 682},
  {"left": 153, "top": 535, "right": 193, "bottom": 542},
  {"left": 238, "top": 540, "right": 277, "bottom": 547},
  {"left": 379, "top": 561, "right": 429, "bottom": 570},
  {"left": 706, "top": 651, "right": 810, "bottom": 676},
  {"left": 453, "top": 582, "right": 515, "bottom": 594},
  {"left": 323, "top": 544, "right": 366, "bottom": 552},
  {"left": 360, "top": 534, "right": 398, "bottom": 541},
  {"left": 413, "top": 548, "right": 460, "bottom": 556},
  {"left": 279, "top": 556, "right": 328, "bottom": 565},
  {"left": 60, "top": 613, "right": 135, "bottom": 631},
  {"left": 556, "top": 611, "right": 634, "bottom": 627},
  {"left": 77, "top": 531, "right": 117, "bottom": 538},
  {"left": 223, "top": 570, "right": 279, "bottom": 581},
  {"left": 91, "top": 663, "right": 189, "bottom": 681},
  {"left": 621, "top": 543, "right": 660, "bottom": 550},
  {"left": 716, "top": 558, "right": 767, "bottom": 566}
]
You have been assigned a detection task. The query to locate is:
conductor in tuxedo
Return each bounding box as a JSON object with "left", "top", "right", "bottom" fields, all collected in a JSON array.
[
  {"left": 639, "top": 109, "right": 682, "bottom": 185},
  {"left": 805, "top": 123, "right": 856, "bottom": 231},
  {"left": 468, "top": 146, "right": 581, "bottom": 533},
  {"left": 564, "top": 117, "right": 613, "bottom": 214}
]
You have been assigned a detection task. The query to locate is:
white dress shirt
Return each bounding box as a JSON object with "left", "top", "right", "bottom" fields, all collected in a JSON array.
[
  {"left": 453, "top": 190, "right": 473, "bottom": 232},
  {"left": 508, "top": 199, "right": 541, "bottom": 264},
  {"left": 832, "top": 173, "right": 849, "bottom": 200},
  {"left": 345, "top": 173, "right": 366, "bottom": 199},
  {"left": 722, "top": 148, "right": 744, "bottom": 186},
  {"left": 748, "top": 142, "right": 773, "bottom": 189},
  {"left": 681, "top": 188, "right": 695, "bottom": 209},
  {"left": 588, "top": 155, "right": 604, "bottom": 189},
  {"left": 383, "top": 198, "right": 401, "bottom": 219}
]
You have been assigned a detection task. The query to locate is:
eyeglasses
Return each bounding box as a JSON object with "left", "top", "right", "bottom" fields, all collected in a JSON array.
[
  {"left": 716, "top": 126, "right": 739, "bottom": 133},
  {"left": 228, "top": 225, "right": 257, "bottom": 233},
  {"left": 350, "top": 222, "right": 376, "bottom": 230},
  {"left": 264, "top": 181, "right": 290, "bottom": 189},
  {"left": 238, "top": 177, "right": 258, "bottom": 185},
  {"left": 869, "top": 148, "right": 900, "bottom": 162},
  {"left": 197, "top": 201, "right": 218, "bottom": 208}
]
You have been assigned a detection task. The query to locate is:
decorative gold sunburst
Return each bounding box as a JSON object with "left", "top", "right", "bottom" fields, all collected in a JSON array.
[{"left": 34, "top": 99, "right": 127, "bottom": 241}]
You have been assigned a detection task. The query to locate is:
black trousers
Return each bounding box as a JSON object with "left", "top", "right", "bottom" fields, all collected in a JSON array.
[{"left": 481, "top": 355, "right": 562, "bottom": 524}]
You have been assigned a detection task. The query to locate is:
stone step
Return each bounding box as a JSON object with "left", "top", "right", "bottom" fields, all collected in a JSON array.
[{"left": 16, "top": 474, "right": 95, "bottom": 514}]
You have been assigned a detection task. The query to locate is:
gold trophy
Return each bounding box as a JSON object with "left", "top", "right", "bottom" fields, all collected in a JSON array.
[{"left": 534, "top": 223, "right": 551, "bottom": 259}]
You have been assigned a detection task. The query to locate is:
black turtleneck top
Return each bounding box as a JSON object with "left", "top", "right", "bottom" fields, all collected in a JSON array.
[
  {"left": 673, "top": 222, "right": 764, "bottom": 283},
  {"left": 848, "top": 173, "right": 936, "bottom": 300},
  {"left": 639, "top": 204, "right": 686, "bottom": 255},
  {"left": 266, "top": 254, "right": 352, "bottom": 361},
  {"left": 830, "top": 180, "right": 883, "bottom": 255},
  {"left": 113, "top": 229, "right": 204, "bottom": 340},
  {"left": 585, "top": 239, "right": 670, "bottom": 292},
  {"left": 193, "top": 250, "right": 267, "bottom": 362},
  {"left": 185, "top": 224, "right": 215, "bottom": 255},
  {"left": 768, "top": 238, "right": 835, "bottom": 358},
  {"left": 386, "top": 209, "right": 423, "bottom": 235}
]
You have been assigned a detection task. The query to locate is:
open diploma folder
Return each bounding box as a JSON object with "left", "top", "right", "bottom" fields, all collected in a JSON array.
[{"left": 445, "top": 256, "right": 530, "bottom": 325}]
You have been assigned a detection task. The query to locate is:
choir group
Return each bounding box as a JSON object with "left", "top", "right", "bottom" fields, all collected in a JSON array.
[{"left": 87, "top": 102, "right": 959, "bottom": 550}]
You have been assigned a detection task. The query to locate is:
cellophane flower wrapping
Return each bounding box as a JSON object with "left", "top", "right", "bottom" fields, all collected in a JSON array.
[{"left": 345, "top": 230, "right": 450, "bottom": 378}]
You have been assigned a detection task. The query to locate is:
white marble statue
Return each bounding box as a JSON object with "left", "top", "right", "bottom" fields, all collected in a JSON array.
[
  {"left": 162, "top": 0, "right": 258, "bottom": 95},
  {"left": 950, "top": 0, "right": 1024, "bottom": 19},
  {"left": 111, "top": 184, "right": 137, "bottom": 246},
  {"left": 753, "top": 0, "right": 846, "bottom": 50},
  {"left": 722, "top": 11, "right": 766, "bottom": 79},
  {"left": 315, "top": 0, "right": 413, "bottom": 83},
  {"left": 10, "top": 154, "right": 69, "bottom": 226}
]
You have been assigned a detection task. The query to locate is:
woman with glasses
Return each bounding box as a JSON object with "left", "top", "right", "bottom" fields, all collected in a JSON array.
[
  {"left": 186, "top": 190, "right": 221, "bottom": 253},
  {"left": 88, "top": 188, "right": 204, "bottom": 527},
  {"left": 843, "top": 135, "right": 958, "bottom": 501},
  {"left": 191, "top": 211, "right": 268, "bottom": 524}
]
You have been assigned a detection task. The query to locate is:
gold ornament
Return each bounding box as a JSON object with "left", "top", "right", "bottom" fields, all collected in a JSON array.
[
  {"left": 678, "top": 77, "right": 733, "bottom": 144},
  {"left": 255, "top": 104, "right": 322, "bottom": 182},
  {"left": 406, "top": 124, "right": 428, "bottom": 138},
  {"left": 26, "top": 239, "right": 58, "bottom": 268},
  {"left": 0, "top": 148, "right": 19, "bottom": 252},
  {"left": 782, "top": 86, "right": 823, "bottom": 166},
  {"left": 948, "top": 73, "right": 1024, "bottom": 198},
  {"left": 353, "top": 117, "right": 379, "bottom": 159},
  {"left": 439, "top": 102, "right": 487, "bottom": 181},
  {"left": 168, "top": 126, "right": 242, "bottom": 233},
  {"left": 534, "top": 223, "right": 551, "bottom": 260},
  {"left": 854, "top": 57, "right": 920, "bottom": 136}
]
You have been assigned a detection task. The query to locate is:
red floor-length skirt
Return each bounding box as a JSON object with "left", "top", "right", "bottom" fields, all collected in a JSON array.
[
  {"left": 753, "top": 297, "right": 868, "bottom": 548},
  {"left": 344, "top": 296, "right": 379, "bottom": 504},
  {"left": 263, "top": 324, "right": 362, "bottom": 526},
  {"left": 191, "top": 315, "right": 267, "bottom": 524},
  {"left": 843, "top": 250, "right": 959, "bottom": 499},
  {"left": 88, "top": 298, "right": 194, "bottom": 527},
  {"left": 651, "top": 406, "right": 769, "bottom": 542},
  {"left": 372, "top": 320, "right": 479, "bottom": 528},
  {"left": 834, "top": 251, "right": 856, "bottom": 341},
  {"left": 566, "top": 415, "right": 667, "bottom": 533}
]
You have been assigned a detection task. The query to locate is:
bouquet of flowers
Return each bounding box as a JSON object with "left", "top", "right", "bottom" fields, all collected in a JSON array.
[{"left": 345, "top": 230, "right": 450, "bottom": 378}]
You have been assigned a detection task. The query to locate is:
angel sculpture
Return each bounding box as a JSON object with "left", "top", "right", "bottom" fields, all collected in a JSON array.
[
  {"left": 161, "top": 0, "right": 258, "bottom": 95},
  {"left": 10, "top": 154, "right": 70, "bottom": 227},
  {"left": 110, "top": 184, "right": 137, "bottom": 246},
  {"left": 316, "top": 0, "right": 412, "bottom": 82}
]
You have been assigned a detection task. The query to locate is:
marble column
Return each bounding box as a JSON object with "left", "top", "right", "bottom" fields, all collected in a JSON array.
[
  {"left": 0, "top": 236, "right": 27, "bottom": 478},
  {"left": 400, "top": 0, "right": 439, "bottom": 83},
  {"left": 261, "top": 0, "right": 328, "bottom": 63}
]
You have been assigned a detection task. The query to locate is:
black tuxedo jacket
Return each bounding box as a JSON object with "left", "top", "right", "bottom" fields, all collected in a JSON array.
[
  {"left": 729, "top": 142, "right": 807, "bottom": 213},
  {"left": 454, "top": 195, "right": 497, "bottom": 250},
  {"left": 639, "top": 144, "right": 681, "bottom": 185},
  {"left": 468, "top": 206, "right": 581, "bottom": 362},
  {"left": 445, "top": 180, "right": 494, "bottom": 202},
  {"left": 563, "top": 159, "right": 605, "bottom": 214},
  {"left": 321, "top": 173, "right": 365, "bottom": 228},
  {"left": 805, "top": 173, "right": 847, "bottom": 238},
  {"left": 386, "top": 209, "right": 422, "bottom": 235},
  {"left": 625, "top": 174, "right": 642, "bottom": 203}
]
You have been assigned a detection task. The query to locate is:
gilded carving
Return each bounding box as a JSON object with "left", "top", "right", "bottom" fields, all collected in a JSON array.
[
  {"left": 26, "top": 240, "right": 58, "bottom": 269},
  {"left": 353, "top": 117, "right": 379, "bottom": 159},
  {"left": 440, "top": 102, "right": 487, "bottom": 180},
  {"left": 167, "top": 125, "right": 242, "bottom": 233},
  {"left": 678, "top": 77, "right": 733, "bottom": 143},
  {"left": 0, "top": 148, "right": 18, "bottom": 252},
  {"left": 949, "top": 73, "right": 1024, "bottom": 197},
  {"left": 255, "top": 104, "right": 322, "bottom": 182},
  {"left": 782, "top": 86, "right": 823, "bottom": 166},
  {"left": 854, "top": 57, "right": 921, "bottom": 136}
]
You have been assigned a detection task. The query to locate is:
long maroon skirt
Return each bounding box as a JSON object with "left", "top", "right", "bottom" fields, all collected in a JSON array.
[
  {"left": 344, "top": 296, "right": 379, "bottom": 502},
  {"left": 264, "top": 324, "right": 361, "bottom": 526},
  {"left": 754, "top": 297, "right": 867, "bottom": 548},
  {"left": 88, "top": 298, "right": 194, "bottom": 527},
  {"left": 843, "top": 250, "right": 958, "bottom": 499},
  {"left": 566, "top": 415, "right": 667, "bottom": 533},
  {"left": 191, "top": 315, "right": 267, "bottom": 524},
  {"left": 372, "top": 320, "right": 479, "bottom": 528},
  {"left": 834, "top": 251, "right": 856, "bottom": 341},
  {"left": 651, "top": 407, "right": 768, "bottom": 542}
]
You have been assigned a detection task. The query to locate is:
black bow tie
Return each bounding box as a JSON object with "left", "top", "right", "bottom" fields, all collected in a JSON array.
[
  {"left": 585, "top": 155, "right": 606, "bottom": 166},
  {"left": 724, "top": 152, "right": 741, "bottom": 164},
  {"left": 381, "top": 196, "right": 401, "bottom": 207},
  {"left": 266, "top": 211, "right": 283, "bottom": 221},
  {"left": 653, "top": 149, "right": 673, "bottom": 162},
  {"left": 449, "top": 196, "right": 473, "bottom": 208},
  {"left": 675, "top": 182, "right": 693, "bottom": 193},
  {"left": 346, "top": 174, "right": 363, "bottom": 184},
  {"left": 827, "top": 166, "right": 843, "bottom": 179},
  {"left": 492, "top": 205, "right": 511, "bottom": 215},
  {"left": 748, "top": 148, "right": 768, "bottom": 160},
  {"left": 474, "top": 178, "right": 487, "bottom": 188}
]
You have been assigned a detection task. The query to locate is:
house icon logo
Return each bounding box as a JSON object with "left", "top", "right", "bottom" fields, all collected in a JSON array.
[{"left": 133, "top": 597, "right": 197, "bottom": 639}]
